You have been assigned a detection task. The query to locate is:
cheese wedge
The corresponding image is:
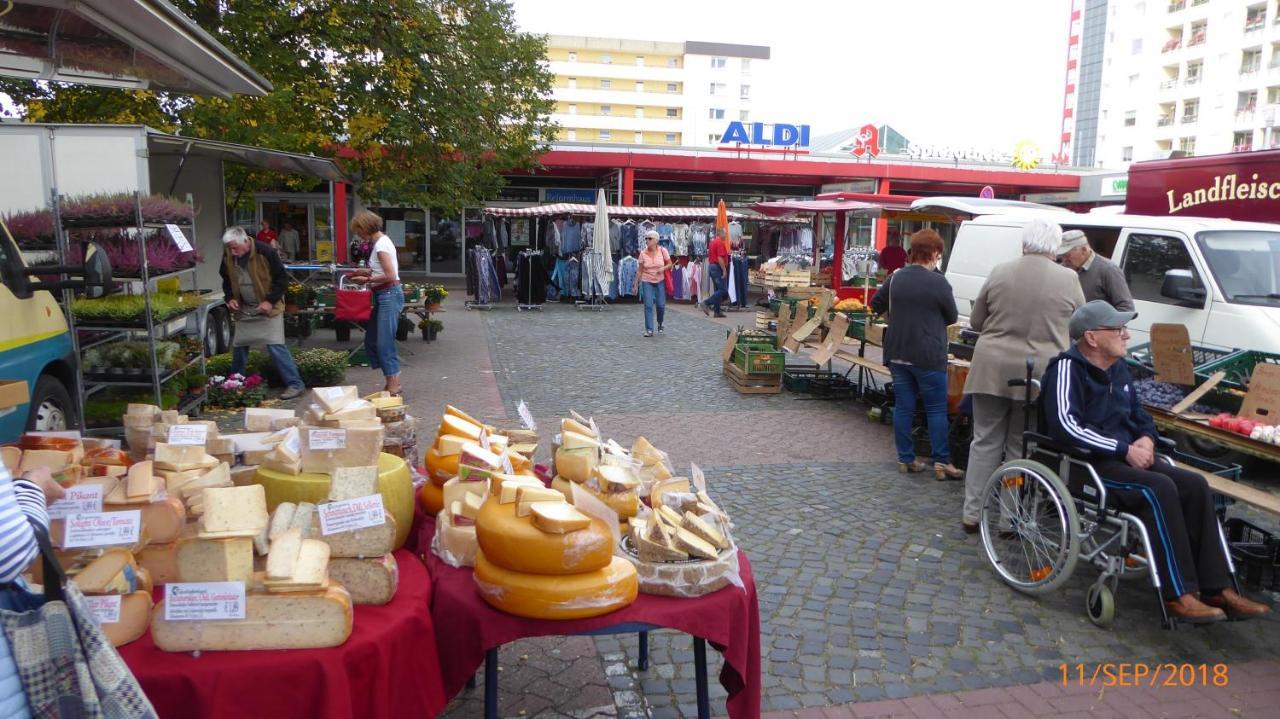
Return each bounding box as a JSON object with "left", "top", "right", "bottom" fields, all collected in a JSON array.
[
  {"left": 158, "top": 467, "right": 205, "bottom": 493},
  {"left": 199, "top": 484, "right": 268, "bottom": 537},
  {"left": 515, "top": 486, "right": 564, "bottom": 517},
  {"left": 266, "top": 528, "right": 303, "bottom": 579},
  {"left": 631, "top": 436, "right": 664, "bottom": 466},
  {"left": 499, "top": 428, "right": 537, "bottom": 443},
  {"left": 327, "top": 466, "right": 379, "bottom": 502},
  {"left": 73, "top": 549, "right": 139, "bottom": 594},
  {"left": 268, "top": 502, "right": 297, "bottom": 540},
  {"left": 561, "top": 418, "right": 596, "bottom": 438},
  {"left": 244, "top": 408, "right": 297, "bottom": 432},
  {"left": 672, "top": 527, "right": 718, "bottom": 560},
  {"left": 554, "top": 447, "right": 598, "bottom": 484},
  {"left": 649, "top": 462, "right": 673, "bottom": 481},
  {"left": 439, "top": 415, "right": 482, "bottom": 441},
  {"left": 656, "top": 504, "right": 684, "bottom": 529},
  {"left": 18, "top": 449, "right": 70, "bottom": 474},
  {"left": 291, "top": 540, "right": 330, "bottom": 585},
  {"left": 177, "top": 537, "right": 254, "bottom": 583},
  {"left": 460, "top": 443, "right": 502, "bottom": 471},
  {"left": 560, "top": 430, "right": 599, "bottom": 450},
  {"left": 290, "top": 502, "right": 316, "bottom": 539},
  {"left": 442, "top": 476, "right": 487, "bottom": 512},
  {"left": 322, "top": 399, "right": 375, "bottom": 422},
  {"left": 328, "top": 554, "right": 398, "bottom": 605},
  {"left": 461, "top": 492, "right": 483, "bottom": 519},
  {"left": 125, "top": 461, "right": 153, "bottom": 500},
  {"left": 312, "top": 386, "right": 359, "bottom": 414},
  {"left": 436, "top": 434, "right": 469, "bottom": 456},
  {"left": 682, "top": 511, "right": 729, "bottom": 550},
  {"left": 593, "top": 465, "right": 638, "bottom": 494},
  {"left": 445, "top": 404, "right": 489, "bottom": 430},
  {"left": 153, "top": 443, "right": 206, "bottom": 471},
  {"left": 651, "top": 478, "right": 691, "bottom": 511},
  {"left": 635, "top": 532, "right": 689, "bottom": 562},
  {"left": 315, "top": 511, "right": 396, "bottom": 558},
  {"left": 530, "top": 502, "right": 590, "bottom": 534},
  {"left": 496, "top": 476, "right": 543, "bottom": 504}
]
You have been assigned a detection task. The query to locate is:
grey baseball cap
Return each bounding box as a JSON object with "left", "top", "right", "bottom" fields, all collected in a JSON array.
[
  {"left": 1070, "top": 299, "right": 1137, "bottom": 340},
  {"left": 1055, "top": 229, "right": 1088, "bottom": 255}
]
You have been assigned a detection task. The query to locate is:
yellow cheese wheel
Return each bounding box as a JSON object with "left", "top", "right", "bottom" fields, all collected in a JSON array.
[
  {"left": 253, "top": 453, "right": 413, "bottom": 549},
  {"left": 591, "top": 487, "right": 639, "bottom": 519},
  {"left": 473, "top": 550, "right": 638, "bottom": 620},
  {"left": 425, "top": 446, "right": 459, "bottom": 487},
  {"left": 102, "top": 591, "right": 153, "bottom": 647},
  {"left": 475, "top": 498, "right": 613, "bottom": 575},
  {"left": 419, "top": 481, "right": 445, "bottom": 516}
]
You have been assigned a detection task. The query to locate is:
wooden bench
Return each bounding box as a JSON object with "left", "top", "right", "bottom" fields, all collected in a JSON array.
[{"left": 1175, "top": 461, "right": 1280, "bottom": 517}]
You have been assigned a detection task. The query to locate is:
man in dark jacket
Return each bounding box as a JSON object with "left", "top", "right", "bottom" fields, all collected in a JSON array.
[
  {"left": 219, "top": 227, "right": 305, "bottom": 400},
  {"left": 1042, "top": 300, "right": 1269, "bottom": 622}
]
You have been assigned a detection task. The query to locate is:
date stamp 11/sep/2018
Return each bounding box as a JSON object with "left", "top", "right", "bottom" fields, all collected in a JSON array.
[{"left": 1061, "top": 663, "right": 1229, "bottom": 688}]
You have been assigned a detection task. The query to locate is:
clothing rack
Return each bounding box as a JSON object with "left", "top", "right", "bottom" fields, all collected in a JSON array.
[
  {"left": 514, "top": 248, "right": 549, "bottom": 311},
  {"left": 465, "top": 245, "right": 501, "bottom": 310}
]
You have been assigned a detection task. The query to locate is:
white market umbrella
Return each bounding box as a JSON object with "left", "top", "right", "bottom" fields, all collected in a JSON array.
[{"left": 593, "top": 188, "right": 613, "bottom": 285}]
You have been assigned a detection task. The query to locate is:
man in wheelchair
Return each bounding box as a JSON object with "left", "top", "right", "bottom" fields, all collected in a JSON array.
[{"left": 1041, "top": 301, "right": 1271, "bottom": 623}]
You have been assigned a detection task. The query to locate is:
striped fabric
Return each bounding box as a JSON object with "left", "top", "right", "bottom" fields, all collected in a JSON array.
[
  {"left": 483, "top": 204, "right": 745, "bottom": 219},
  {"left": 0, "top": 466, "right": 48, "bottom": 584}
]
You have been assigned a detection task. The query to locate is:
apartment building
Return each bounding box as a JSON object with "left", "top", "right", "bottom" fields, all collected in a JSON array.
[
  {"left": 1063, "top": 0, "right": 1280, "bottom": 168},
  {"left": 545, "top": 35, "right": 769, "bottom": 147}
]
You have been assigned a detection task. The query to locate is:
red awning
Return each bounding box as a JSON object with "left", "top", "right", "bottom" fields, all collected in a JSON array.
[{"left": 484, "top": 204, "right": 745, "bottom": 219}]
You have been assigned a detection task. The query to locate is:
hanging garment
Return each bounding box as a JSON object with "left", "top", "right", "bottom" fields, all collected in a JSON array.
[
  {"left": 545, "top": 220, "right": 561, "bottom": 255},
  {"left": 620, "top": 222, "right": 640, "bottom": 256},
  {"left": 609, "top": 221, "right": 621, "bottom": 251},
  {"left": 608, "top": 258, "right": 621, "bottom": 299},
  {"left": 670, "top": 266, "right": 685, "bottom": 300},
  {"left": 729, "top": 221, "right": 743, "bottom": 248},
  {"left": 493, "top": 253, "right": 508, "bottom": 288},
  {"left": 617, "top": 255, "right": 640, "bottom": 296},
  {"left": 565, "top": 257, "right": 581, "bottom": 298},
  {"left": 560, "top": 220, "right": 583, "bottom": 255},
  {"left": 672, "top": 224, "right": 691, "bottom": 256},
  {"left": 733, "top": 255, "right": 750, "bottom": 308},
  {"left": 727, "top": 260, "right": 738, "bottom": 304},
  {"left": 516, "top": 252, "right": 552, "bottom": 304}
]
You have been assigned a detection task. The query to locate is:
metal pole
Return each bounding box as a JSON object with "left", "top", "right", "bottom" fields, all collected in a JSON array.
[{"left": 51, "top": 189, "right": 86, "bottom": 431}]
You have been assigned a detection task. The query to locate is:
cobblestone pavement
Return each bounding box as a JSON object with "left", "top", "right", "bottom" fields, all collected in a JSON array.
[{"left": 368, "top": 292, "right": 1280, "bottom": 718}]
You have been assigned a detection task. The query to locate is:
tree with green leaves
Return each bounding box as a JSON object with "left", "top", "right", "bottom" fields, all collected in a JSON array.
[{"left": 0, "top": 0, "right": 556, "bottom": 213}]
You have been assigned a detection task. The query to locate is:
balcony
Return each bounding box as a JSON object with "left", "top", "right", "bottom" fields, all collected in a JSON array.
[
  {"left": 1237, "top": 107, "right": 1257, "bottom": 122},
  {"left": 1182, "top": 113, "right": 1199, "bottom": 123},
  {"left": 1160, "top": 78, "right": 1179, "bottom": 89},
  {"left": 1234, "top": 143, "right": 1255, "bottom": 152},
  {"left": 1245, "top": 18, "right": 1266, "bottom": 34},
  {"left": 1163, "top": 38, "right": 1183, "bottom": 52},
  {"left": 1157, "top": 116, "right": 1176, "bottom": 126},
  {"left": 1188, "top": 32, "right": 1207, "bottom": 47},
  {"left": 1169, "top": 0, "right": 1185, "bottom": 10},
  {"left": 1241, "top": 64, "right": 1262, "bottom": 78},
  {"left": 1184, "top": 75, "right": 1202, "bottom": 86}
]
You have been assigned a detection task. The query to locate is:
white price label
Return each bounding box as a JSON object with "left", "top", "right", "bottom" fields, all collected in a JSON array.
[
  {"left": 478, "top": 429, "right": 491, "bottom": 451},
  {"left": 47, "top": 484, "right": 104, "bottom": 520},
  {"left": 317, "top": 494, "right": 386, "bottom": 535},
  {"left": 500, "top": 450, "right": 515, "bottom": 475},
  {"left": 85, "top": 595, "right": 121, "bottom": 625},
  {"left": 284, "top": 429, "right": 301, "bottom": 456},
  {"left": 691, "top": 463, "right": 706, "bottom": 493},
  {"left": 63, "top": 511, "right": 140, "bottom": 548},
  {"left": 166, "top": 224, "right": 194, "bottom": 253},
  {"left": 167, "top": 424, "right": 208, "bottom": 446},
  {"left": 516, "top": 400, "right": 537, "bottom": 431},
  {"left": 164, "top": 582, "right": 246, "bottom": 621},
  {"left": 308, "top": 429, "right": 346, "bottom": 450},
  {"left": 319, "top": 387, "right": 345, "bottom": 400}
]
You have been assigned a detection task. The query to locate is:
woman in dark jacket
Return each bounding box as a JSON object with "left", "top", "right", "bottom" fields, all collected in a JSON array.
[{"left": 870, "top": 229, "right": 964, "bottom": 481}]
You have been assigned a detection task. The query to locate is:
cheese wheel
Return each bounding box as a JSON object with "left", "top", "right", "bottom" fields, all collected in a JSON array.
[
  {"left": 101, "top": 591, "right": 153, "bottom": 647},
  {"left": 473, "top": 551, "right": 638, "bottom": 620},
  {"left": 588, "top": 487, "right": 639, "bottom": 519},
  {"left": 72, "top": 549, "right": 139, "bottom": 594},
  {"left": 419, "top": 481, "right": 445, "bottom": 516},
  {"left": 425, "top": 446, "right": 459, "bottom": 486},
  {"left": 103, "top": 497, "right": 186, "bottom": 544},
  {"left": 137, "top": 541, "right": 181, "bottom": 584},
  {"left": 433, "top": 510, "right": 478, "bottom": 567},
  {"left": 151, "top": 586, "right": 353, "bottom": 652},
  {"left": 475, "top": 498, "right": 613, "bottom": 575},
  {"left": 253, "top": 452, "right": 413, "bottom": 549},
  {"left": 329, "top": 554, "right": 399, "bottom": 605}
]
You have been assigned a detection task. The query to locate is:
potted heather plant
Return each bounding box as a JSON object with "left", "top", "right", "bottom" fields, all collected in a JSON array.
[{"left": 419, "top": 318, "right": 442, "bottom": 341}]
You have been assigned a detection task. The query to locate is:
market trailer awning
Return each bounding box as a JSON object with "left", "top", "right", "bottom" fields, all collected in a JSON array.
[
  {"left": 0, "top": 0, "right": 272, "bottom": 97},
  {"left": 484, "top": 203, "right": 745, "bottom": 219},
  {"left": 750, "top": 198, "right": 881, "bottom": 217},
  {"left": 147, "top": 130, "right": 347, "bottom": 182}
]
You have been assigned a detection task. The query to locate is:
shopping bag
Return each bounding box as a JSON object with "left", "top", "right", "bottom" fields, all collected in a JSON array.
[
  {"left": 334, "top": 274, "right": 373, "bottom": 323},
  {"left": 0, "top": 526, "right": 156, "bottom": 719},
  {"left": 662, "top": 248, "right": 674, "bottom": 294}
]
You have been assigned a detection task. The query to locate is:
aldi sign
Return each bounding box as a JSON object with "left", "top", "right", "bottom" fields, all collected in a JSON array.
[{"left": 719, "top": 122, "right": 811, "bottom": 149}]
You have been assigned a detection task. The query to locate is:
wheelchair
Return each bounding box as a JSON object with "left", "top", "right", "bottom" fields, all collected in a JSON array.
[{"left": 976, "top": 359, "right": 1242, "bottom": 629}]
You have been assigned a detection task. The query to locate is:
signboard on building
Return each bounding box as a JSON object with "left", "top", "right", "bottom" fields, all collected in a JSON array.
[
  {"left": 1126, "top": 150, "right": 1280, "bottom": 222},
  {"left": 544, "top": 188, "right": 597, "bottom": 203},
  {"left": 1104, "top": 177, "right": 1128, "bottom": 197},
  {"left": 718, "top": 122, "right": 811, "bottom": 151}
]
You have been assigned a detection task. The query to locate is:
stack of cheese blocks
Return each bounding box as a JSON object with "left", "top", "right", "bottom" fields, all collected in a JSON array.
[
  {"left": 472, "top": 474, "right": 638, "bottom": 620},
  {"left": 296, "top": 386, "right": 385, "bottom": 474},
  {"left": 631, "top": 479, "right": 731, "bottom": 563},
  {"left": 151, "top": 483, "right": 355, "bottom": 652},
  {"left": 551, "top": 418, "right": 640, "bottom": 529},
  {"left": 366, "top": 391, "right": 407, "bottom": 423},
  {"left": 124, "top": 404, "right": 236, "bottom": 465},
  {"left": 420, "top": 404, "right": 537, "bottom": 517},
  {"left": 631, "top": 436, "right": 675, "bottom": 484},
  {"left": 68, "top": 548, "right": 155, "bottom": 647}
]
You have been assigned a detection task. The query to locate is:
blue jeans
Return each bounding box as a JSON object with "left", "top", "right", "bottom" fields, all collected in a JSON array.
[
  {"left": 890, "top": 363, "right": 950, "bottom": 464},
  {"left": 365, "top": 287, "right": 404, "bottom": 377},
  {"left": 640, "top": 280, "right": 666, "bottom": 332},
  {"left": 703, "top": 263, "right": 729, "bottom": 313},
  {"left": 233, "top": 344, "right": 303, "bottom": 389}
]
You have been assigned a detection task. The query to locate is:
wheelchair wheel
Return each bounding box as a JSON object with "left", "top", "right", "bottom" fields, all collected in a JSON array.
[
  {"left": 1087, "top": 583, "right": 1115, "bottom": 627},
  {"left": 979, "top": 459, "right": 1081, "bottom": 595}
]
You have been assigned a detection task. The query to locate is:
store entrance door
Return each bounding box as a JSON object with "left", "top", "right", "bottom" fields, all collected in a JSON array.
[{"left": 259, "top": 196, "right": 333, "bottom": 262}]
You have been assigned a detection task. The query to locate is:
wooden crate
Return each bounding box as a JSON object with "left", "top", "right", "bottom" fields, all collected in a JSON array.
[{"left": 722, "top": 360, "right": 782, "bottom": 394}]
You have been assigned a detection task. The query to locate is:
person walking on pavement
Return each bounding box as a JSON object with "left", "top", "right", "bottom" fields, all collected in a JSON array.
[
  {"left": 869, "top": 229, "right": 965, "bottom": 481},
  {"left": 701, "top": 229, "right": 730, "bottom": 318},
  {"left": 219, "top": 227, "right": 307, "bottom": 400},
  {"left": 1056, "top": 229, "right": 1135, "bottom": 312},
  {"left": 278, "top": 221, "right": 301, "bottom": 262},
  {"left": 635, "top": 230, "right": 673, "bottom": 337},
  {"left": 960, "top": 219, "right": 1085, "bottom": 534},
  {"left": 347, "top": 210, "right": 405, "bottom": 397}
]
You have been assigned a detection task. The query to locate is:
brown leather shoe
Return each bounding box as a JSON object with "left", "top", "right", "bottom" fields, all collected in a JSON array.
[
  {"left": 1203, "top": 588, "right": 1272, "bottom": 618},
  {"left": 1165, "top": 593, "right": 1227, "bottom": 624},
  {"left": 962, "top": 521, "right": 979, "bottom": 535},
  {"left": 934, "top": 463, "right": 965, "bottom": 481},
  {"left": 898, "top": 459, "right": 930, "bottom": 474}
]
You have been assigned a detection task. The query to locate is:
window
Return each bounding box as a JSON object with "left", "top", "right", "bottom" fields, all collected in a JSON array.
[
  {"left": 666, "top": 83, "right": 678, "bottom": 93},
  {"left": 635, "top": 132, "right": 643, "bottom": 143},
  {"left": 740, "top": 84, "right": 751, "bottom": 99},
  {"left": 709, "top": 108, "right": 725, "bottom": 119},
  {"left": 568, "top": 104, "right": 576, "bottom": 115},
  {"left": 600, "top": 79, "right": 611, "bottom": 89},
  {"left": 1125, "top": 110, "right": 1137, "bottom": 127},
  {"left": 666, "top": 107, "right": 678, "bottom": 117},
  {"left": 568, "top": 77, "right": 577, "bottom": 89},
  {"left": 568, "top": 51, "right": 577, "bottom": 62},
  {"left": 1234, "top": 130, "right": 1254, "bottom": 151},
  {"left": 1121, "top": 234, "right": 1203, "bottom": 307},
  {"left": 710, "top": 82, "right": 726, "bottom": 95},
  {"left": 741, "top": 59, "right": 751, "bottom": 72},
  {"left": 599, "top": 130, "right": 611, "bottom": 140},
  {"left": 667, "top": 57, "right": 678, "bottom": 67},
  {"left": 1179, "top": 135, "right": 1197, "bottom": 154},
  {"left": 600, "top": 105, "right": 611, "bottom": 115},
  {"left": 739, "top": 110, "right": 750, "bottom": 121},
  {"left": 566, "top": 129, "right": 577, "bottom": 141},
  {"left": 1122, "top": 146, "right": 1134, "bottom": 162},
  {"left": 601, "top": 54, "right": 612, "bottom": 64},
  {"left": 711, "top": 57, "right": 726, "bottom": 68},
  {"left": 635, "top": 81, "right": 644, "bottom": 92},
  {"left": 635, "top": 56, "right": 644, "bottom": 67},
  {"left": 708, "top": 133, "right": 722, "bottom": 144},
  {"left": 1182, "top": 98, "right": 1199, "bottom": 122},
  {"left": 665, "top": 133, "right": 677, "bottom": 143},
  {"left": 1132, "top": 38, "right": 1143, "bottom": 54}
]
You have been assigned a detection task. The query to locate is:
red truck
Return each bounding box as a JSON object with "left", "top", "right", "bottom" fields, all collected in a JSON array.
[{"left": 1126, "top": 149, "right": 1280, "bottom": 222}]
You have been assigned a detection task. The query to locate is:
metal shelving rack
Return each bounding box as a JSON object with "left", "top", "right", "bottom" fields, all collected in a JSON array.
[{"left": 52, "top": 190, "right": 207, "bottom": 431}]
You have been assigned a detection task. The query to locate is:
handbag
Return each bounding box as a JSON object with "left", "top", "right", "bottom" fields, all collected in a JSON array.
[
  {"left": 662, "top": 249, "right": 674, "bottom": 294},
  {"left": 334, "top": 273, "right": 373, "bottom": 324},
  {"left": 0, "top": 526, "right": 156, "bottom": 718}
]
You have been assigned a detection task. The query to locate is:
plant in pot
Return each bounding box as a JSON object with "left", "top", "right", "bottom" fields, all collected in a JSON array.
[
  {"left": 284, "top": 281, "right": 306, "bottom": 313},
  {"left": 419, "top": 318, "right": 443, "bottom": 341},
  {"left": 82, "top": 347, "right": 108, "bottom": 377},
  {"left": 423, "top": 284, "right": 448, "bottom": 310},
  {"left": 124, "top": 344, "right": 150, "bottom": 377}
]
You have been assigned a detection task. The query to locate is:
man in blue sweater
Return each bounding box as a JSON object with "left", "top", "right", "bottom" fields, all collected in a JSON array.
[{"left": 1042, "top": 301, "right": 1270, "bottom": 623}]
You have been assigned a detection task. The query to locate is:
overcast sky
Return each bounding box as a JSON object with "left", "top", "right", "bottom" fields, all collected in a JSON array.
[{"left": 511, "top": 0, "right": 1075, "bottom": 154}]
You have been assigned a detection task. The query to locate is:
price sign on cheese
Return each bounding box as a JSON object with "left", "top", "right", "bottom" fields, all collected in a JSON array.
[
  {"left": 164, "top": 582, "right": 246, "bottom": 621},
  {"left": 478, "top": 429, "right": 491, "bottom": 451},
  {"left": 516, "top": 400, "right": 537, "bottom": 431},
  {"left": 318, "top": 494, "right": 386, "bottom": 535},
  {"left": 500, "top": 450, "right": 515, "bottom": 475},
  {"left": 166, "top": 224, "right": 194, "bottom": 253},
  {"left": 47, "top": 483, "right": 104, "bottom": 520},
  {"left": 309, "top": 429, "right": 347, "bottom": 450},
  {"left": 284, "top": 429, "right": 301, "bottom": 456},
  {"left": 167, "top": 423, "right": 209, "bottom": 446},
  {"left": 85, "top": 595, "right": 122, "bottom": 625},
  {"left": 64, "top": 511, "right": 140, "bottom": 548}
]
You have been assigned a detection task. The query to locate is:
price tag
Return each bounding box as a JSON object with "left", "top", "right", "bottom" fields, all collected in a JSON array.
[
  {"left": 64, "top": 511, "right": 140, "bottom": 548},
  {"left": 164, "top": 582, "right": 246, "bottom": 621},
  {"left": 284, "top": 429, "right": 301, "bottom": 456},
  {"left": 48, "top": 484, "right": 104, "bottom": 520},
  {"left": 166, "top": 224, "right": 194, "bottom": 253},
  {"left": 167, "top": 424, "right": 208, "bottom": 446},
  {"left": 317, "top": 494, "right": 386, "bottom": 535},
  {"left": 691, "top": 463, "right": 706, "bottom": 493},
  {"left": 516, "top": 400, "right": 537, "bottom": 431},
  {"left": 84, "top": 595, "right": 122, "bottom": 625},
  {"left": 500, "top": 451, "right": 515, "bottom": 475},
  {"left": 319, "top": 387, "right": 345, "bottom": 401},
  {"left": 308, "top": 429, "right": 345, "bottom": 450},
  {"left": 478, "top": 429, "right": 491, "bottom": 451}
]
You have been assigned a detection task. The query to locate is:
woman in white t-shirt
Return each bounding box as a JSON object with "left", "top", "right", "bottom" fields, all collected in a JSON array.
[{"left": 348, "top": 210, "right": 405, "bottom": 396}]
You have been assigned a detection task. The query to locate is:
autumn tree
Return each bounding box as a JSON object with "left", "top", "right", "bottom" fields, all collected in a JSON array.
[{"left": 0, "top": 0, "right": 556, "bottom": 212}]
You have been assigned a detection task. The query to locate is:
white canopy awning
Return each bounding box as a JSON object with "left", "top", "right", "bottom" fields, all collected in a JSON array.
[{"left": 484, "top": 203, "right": 745, "bottom": 219}]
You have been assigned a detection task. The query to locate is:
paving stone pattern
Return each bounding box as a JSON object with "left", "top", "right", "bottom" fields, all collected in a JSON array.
[{"left": 384, "top": 296, "right": 1280, "bottom": 719}]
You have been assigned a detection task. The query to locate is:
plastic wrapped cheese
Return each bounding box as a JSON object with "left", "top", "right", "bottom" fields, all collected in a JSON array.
[
  {"left": 299, "top": 426, "right": 384, "bottom": 475},
  {"left": 432, "top": 509, "right": 477, "bottom": 568},
  {"left": 100, "top": 590, "right": 153, "bottom": 647},
  {"left": 150, "top": 584, "right": 354, "bottom": 652},
  {"left": 473, "top": 551, "right": 638, "bottom": 620},
  {"left": 329, "top": 554, "right": 399, "bottom": 605}
]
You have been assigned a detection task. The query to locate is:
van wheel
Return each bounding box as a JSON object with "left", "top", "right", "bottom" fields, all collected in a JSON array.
[
  {"left": 205, "top": 307, "right": 231, "bottom": 356},
  {"left": 26, "top": 376, "right": 75, "bottom": 432}
]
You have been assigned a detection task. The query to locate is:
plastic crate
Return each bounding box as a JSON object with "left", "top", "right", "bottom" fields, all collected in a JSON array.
[
  {"left": 1223, "top": 517, "right": 1280, "bottom": 590},
  {"left": 782, "top": 367, "right": 856, "bottom": 398},
  {"left": 1128, "top": 342, "right": 1235, "bottom": 371},
  {"left": 1196, "top": 350, "right": 1280, "bottom": 391},
  {"left": 732, "top": 346, "right": 784, "bottom": 375}
]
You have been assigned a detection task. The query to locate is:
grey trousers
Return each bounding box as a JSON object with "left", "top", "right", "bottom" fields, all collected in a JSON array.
[{"left": 963, "top": 394, "right": 1029, "bottom": 524}]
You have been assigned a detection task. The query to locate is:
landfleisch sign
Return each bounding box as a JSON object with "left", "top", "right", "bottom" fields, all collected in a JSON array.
[{"left": 1126, "top": 150, "right": 1280, "bottom": 222}]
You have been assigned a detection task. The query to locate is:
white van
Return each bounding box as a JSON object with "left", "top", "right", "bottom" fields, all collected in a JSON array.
[{"left": 931, "top": 200, "right": 1280, "bottom": 353}]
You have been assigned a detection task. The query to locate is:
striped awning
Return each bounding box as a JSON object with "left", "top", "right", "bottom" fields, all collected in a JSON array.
[{"left": 484, "top": 203, "right": 745, "bottom": 219}]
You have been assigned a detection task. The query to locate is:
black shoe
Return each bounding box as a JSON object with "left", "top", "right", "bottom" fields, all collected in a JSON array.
[
  {"left": 700, "top": 303, "right": 711, "bottom": 317},
  {"left": 657, "top": 326, "right": 664, "bottom": 334},
  {"left": 962, "top": 522, "right": 979, "bottom": 535},
  {"left": 713, "top": 312, "right": 727, "bottom": 318}
]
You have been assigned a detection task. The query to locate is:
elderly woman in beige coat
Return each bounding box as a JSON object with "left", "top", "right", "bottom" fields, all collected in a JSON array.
[{"left": 961, "top": 219, "right": 1086, "bottom": 533}]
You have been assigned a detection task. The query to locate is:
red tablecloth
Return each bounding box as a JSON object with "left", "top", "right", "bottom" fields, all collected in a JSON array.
[
  {"left": 419, "top": 515, "right": 761, "bottom": 719},
  {"left": 120, "top": 549, "right": 447, "bottom": 719}
]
